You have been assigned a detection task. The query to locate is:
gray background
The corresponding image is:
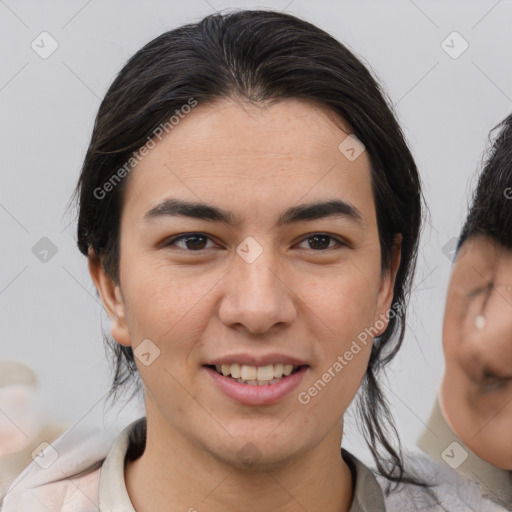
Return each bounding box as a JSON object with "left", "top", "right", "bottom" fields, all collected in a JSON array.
[{"left": 1, "top": 0, "right": 511, "bottom": 463}]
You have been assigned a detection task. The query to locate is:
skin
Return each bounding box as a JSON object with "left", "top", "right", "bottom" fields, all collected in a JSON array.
[
  {"left": 89, "top": 97, "right": 401, "bottom": 512},
  {"left": 441, "top": 234, "right": 512, "bottom": 470}
]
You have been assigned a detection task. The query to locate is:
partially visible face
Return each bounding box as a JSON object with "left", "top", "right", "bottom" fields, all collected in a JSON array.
[
  {"left": 0, "top": 384, "right": 40, "bottom": 455},
  {"left": 92, "top": 97, "right": 399, "bottom": 470},
  {"left": 442, "top": 235, "right": 512, "bottom": 469}
]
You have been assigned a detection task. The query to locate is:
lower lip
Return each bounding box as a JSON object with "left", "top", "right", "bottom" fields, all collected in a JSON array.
[{"left": 204, "top": 366, "right": 308, "bottom": 405}]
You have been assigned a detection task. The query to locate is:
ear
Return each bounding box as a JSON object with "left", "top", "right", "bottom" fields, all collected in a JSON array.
[
  {"left": 373, "top": 234, "right": 402, "bottom": 335},
  {"left": 87, "top": 246, "right": 131, "bottom": 347}
]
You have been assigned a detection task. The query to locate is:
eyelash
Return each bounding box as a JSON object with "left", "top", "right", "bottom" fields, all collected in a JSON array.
[{"left": 163, "top": 232, "right": 347, "bottom": 252}]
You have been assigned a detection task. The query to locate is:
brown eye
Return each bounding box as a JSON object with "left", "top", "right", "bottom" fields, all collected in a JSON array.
[
  {"left": 164, "top": 233, "right": 214, "bottom": 251},
  {"left": 296, "top": 233, "right": 346, "bottom": 251}
]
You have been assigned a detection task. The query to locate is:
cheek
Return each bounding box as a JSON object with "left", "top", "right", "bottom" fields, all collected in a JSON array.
[
  {"left": 121, "top": 248, "right": 381, "bottom": 361},
  {"left": 300, "top": 270, "right": 379, "bottom": 385},
  {"left": 121, "top": 257, "right": 213, "bottom": 332},
  {"left": 308, "top": 265, "right": 381, "bottom": 336}
]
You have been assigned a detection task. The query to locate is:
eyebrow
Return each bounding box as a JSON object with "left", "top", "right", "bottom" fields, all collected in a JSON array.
[{"left": 143, "top": 198, "right": 364, "bottom": 227}]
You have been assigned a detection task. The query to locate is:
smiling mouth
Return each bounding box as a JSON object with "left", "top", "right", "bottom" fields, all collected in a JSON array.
[{"left": 205, "top": 363, "right": 304, "bottom": 385}]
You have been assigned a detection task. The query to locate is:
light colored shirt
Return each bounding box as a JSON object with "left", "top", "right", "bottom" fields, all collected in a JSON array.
[
  {"left": 418, "top": 397, "right": 512, "bottom": 508},
  {"left": 2, "top": 415, "right": 508, "bottom": 511},
  {"left": 0, "top": 422, "right": 66, "bottom": 501},
  {"left": 98, "top": 418, "right": 388, "bottom": 511}
]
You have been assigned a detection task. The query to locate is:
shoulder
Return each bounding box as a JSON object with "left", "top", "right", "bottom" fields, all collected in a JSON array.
[
  {"left": 2, "top": 467, "right": 103, "bottom": 512},
  {"left": 1, "top": 420, "right": 124, "bottom": 512},
  {"left": 376, "top": 450, "right": 510, "bottom": 511}
]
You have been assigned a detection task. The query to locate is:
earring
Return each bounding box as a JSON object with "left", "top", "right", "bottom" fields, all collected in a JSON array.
[{"left": 474, "top": 314, "right": 486, "bottom": 329}]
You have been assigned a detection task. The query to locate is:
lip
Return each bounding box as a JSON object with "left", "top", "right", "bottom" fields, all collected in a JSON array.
[
  {"left": 205, "top": 352, "right": 308, "bottom": 367},
  {"left": 204, "top": 365, "right": 308, "bottom": 405}
]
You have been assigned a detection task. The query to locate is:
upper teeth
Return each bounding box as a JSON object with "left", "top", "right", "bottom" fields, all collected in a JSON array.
[{"left": 215, "top": 363, "right": 296, "bottom": 380}]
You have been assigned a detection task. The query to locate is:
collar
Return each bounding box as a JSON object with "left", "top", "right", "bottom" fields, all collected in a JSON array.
[
  {"left": 342, "top": 448, "right": 387, "bottom": 511},
  {"left": 417, "top": 396, "right": 512, "bottom": 504},
  {"left": 99, "top": 419, "right": 137, "bottom": 511},
  {"left": 99, "top": 417, "right": 386, "bottom": 512}
]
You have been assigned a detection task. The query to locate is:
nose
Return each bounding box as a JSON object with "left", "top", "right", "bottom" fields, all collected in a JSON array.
[{"left": 218, "top": 246, "right": 296, "bottom": 335}]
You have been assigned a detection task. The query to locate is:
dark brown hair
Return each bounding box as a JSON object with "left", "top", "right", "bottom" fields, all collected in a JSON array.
[{"left": 458, "top": 113, "right": 512, "bottom": 250}]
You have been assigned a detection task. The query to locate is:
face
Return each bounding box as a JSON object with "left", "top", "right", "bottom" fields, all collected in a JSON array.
[
  {"left": 441, "top": 235, "right": 512, "bottom": 469},
  {"left": 90, "top": 97, "right": 399, "bottom": 470}
]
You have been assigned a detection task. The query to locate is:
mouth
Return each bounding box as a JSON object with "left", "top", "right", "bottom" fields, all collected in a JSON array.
[
  {"left": 204, "top": 362, "right": 309, "bottom": 405},
  {"left": 205, "top": 363, "right": 305, "bottom": 386}
]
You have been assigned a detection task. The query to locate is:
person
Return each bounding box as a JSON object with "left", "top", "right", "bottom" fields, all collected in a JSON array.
[
  {"left": 418, "top": 113, "right": 512, "bottom": 509},
  {"left": 1, "top": 9, "right": 502, "bottom": 511},
  {"left": 0, "top": 361, "right": 66, "bottom": 501}
]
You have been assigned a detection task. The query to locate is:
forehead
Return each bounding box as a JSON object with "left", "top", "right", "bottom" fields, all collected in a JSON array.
[{"left": 122, "top": 97, "right": 375, "bottom": 224}]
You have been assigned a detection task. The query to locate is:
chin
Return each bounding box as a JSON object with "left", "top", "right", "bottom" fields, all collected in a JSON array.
[{"left": 209, "top": 435, "right": 304, "bottom": 471}]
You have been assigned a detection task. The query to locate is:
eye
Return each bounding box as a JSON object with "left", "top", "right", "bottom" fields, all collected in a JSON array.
[
  {"left": 479, "top": 377, "right": 507, "bottom": 394},
  {"left": 163, "top": 233, "right": 217, "bottom": 251},
  {"left": 477, "top": 369, "right": 512, "bottom": 394},
  {"left": 295, "top": 233, "right": 346, "bottom": 251},
  {"left": 162, "top": 232, "right": 347, "bottom": 252}
]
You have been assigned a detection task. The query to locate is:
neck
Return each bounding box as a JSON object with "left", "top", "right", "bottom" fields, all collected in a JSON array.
[{"left": 125, "top": 413, "right": 353, "bottom": 512}]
